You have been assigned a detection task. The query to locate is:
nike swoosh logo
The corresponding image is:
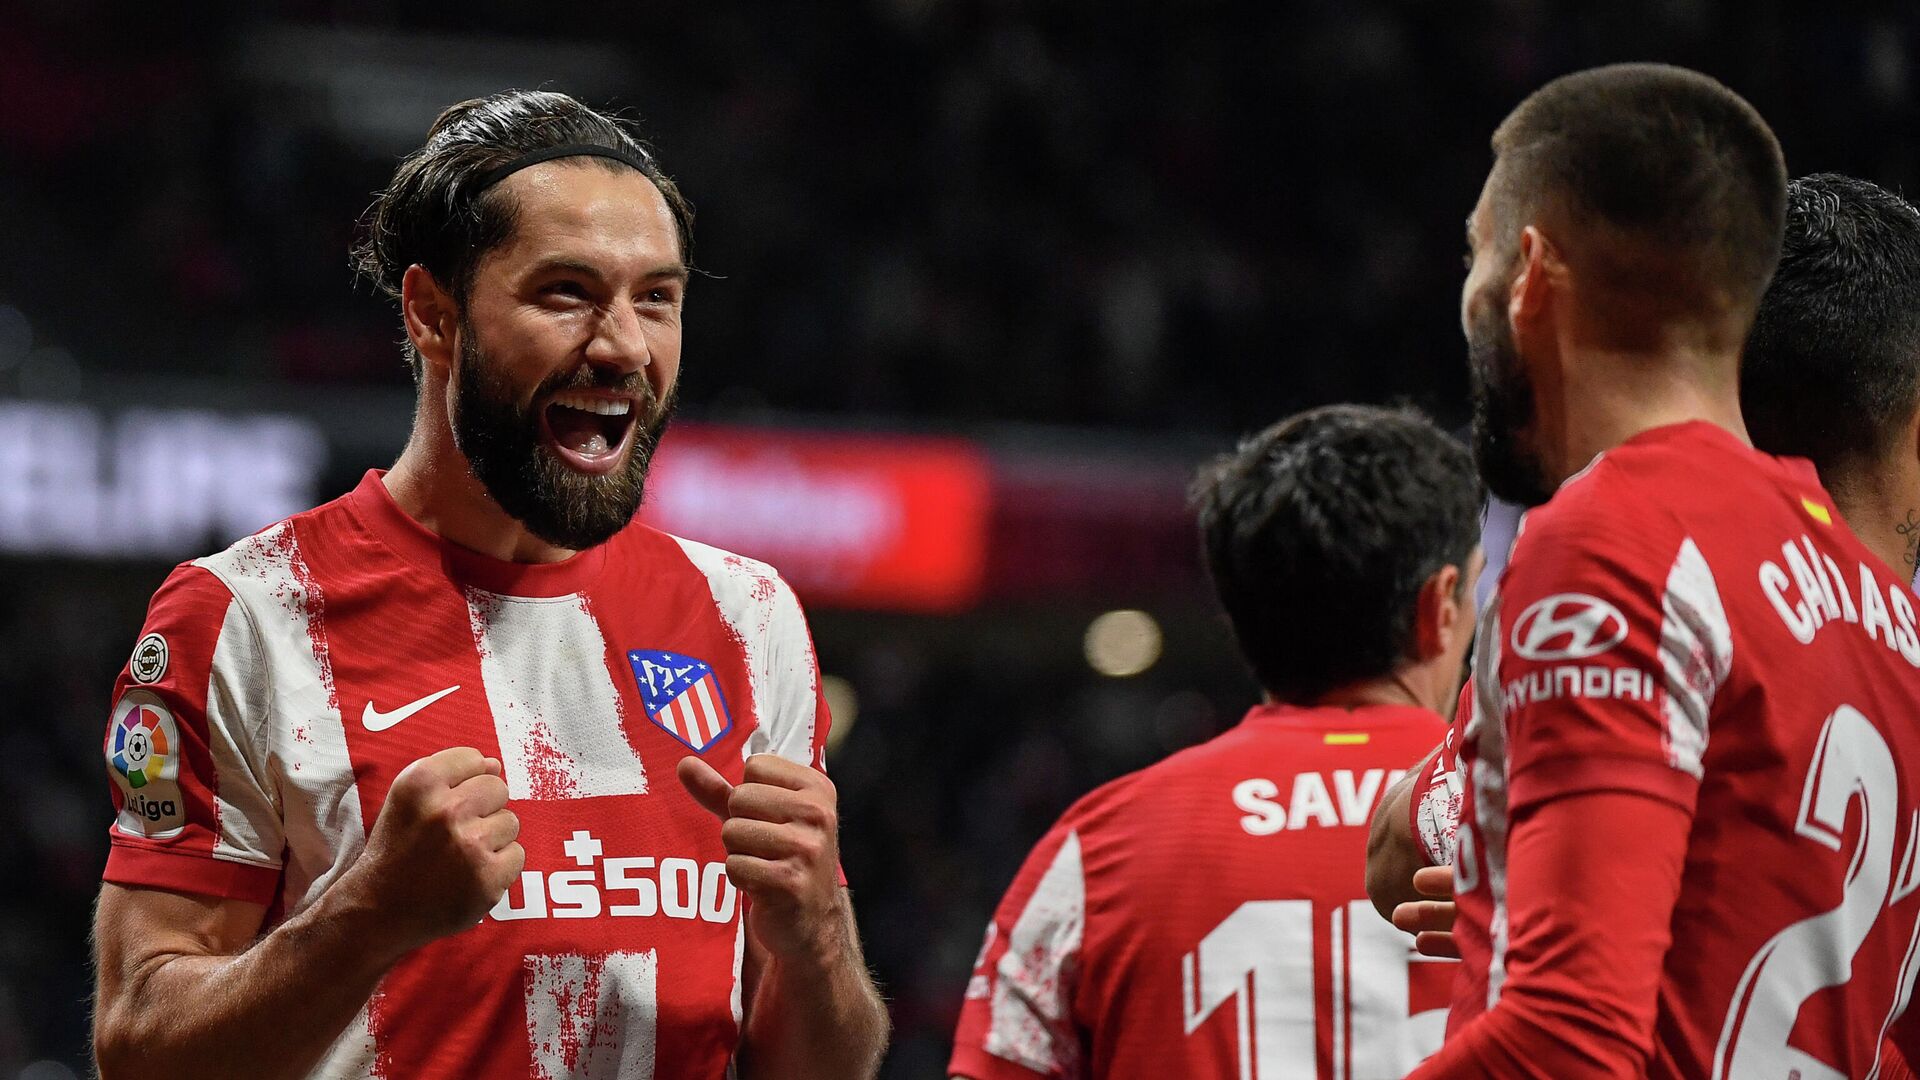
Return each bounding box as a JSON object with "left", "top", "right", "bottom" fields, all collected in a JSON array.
[{"left": 362, "top": 685, "right": 461, "bottom": 732}]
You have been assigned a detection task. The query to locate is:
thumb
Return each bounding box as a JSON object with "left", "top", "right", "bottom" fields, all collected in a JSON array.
[{"left": 676, "top": 756, "right": 734, "bottom": 820}]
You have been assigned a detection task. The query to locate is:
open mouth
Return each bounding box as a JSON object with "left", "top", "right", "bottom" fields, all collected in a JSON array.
[{"left": 538, "top": 391, "right": 640, "bottom": 475}]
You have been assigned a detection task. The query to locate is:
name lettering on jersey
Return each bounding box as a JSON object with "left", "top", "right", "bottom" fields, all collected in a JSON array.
[
  {"left": 1233, "top": 769, "right": 1407, "bottom": 835},
  {"left": 1759, "top": 533, "right": 1920, "bottom": 668},
  {"left": 1502, "top": 664, "right": 1658, "bottom": 713},
  {"left": 488, "top": 829, "right": 738, "bottom": 925}
]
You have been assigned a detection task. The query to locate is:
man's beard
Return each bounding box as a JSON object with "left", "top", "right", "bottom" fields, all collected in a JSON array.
[
  {"left": 450, "top": 326, "right": 676, "bottom": 551},
  {"left": 1466, "top": 292, "right": 1556, "bottom": 508}
]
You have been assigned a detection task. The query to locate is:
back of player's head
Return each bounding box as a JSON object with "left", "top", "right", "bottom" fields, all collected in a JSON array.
[
  {"left": 1744, "top": 174, "right": 1920, "bottom": 482},
  {"left": 1192, "top": 404, "right": 1484, "bottom": 705},
  {"left": 1488, "top": 63, "right": 1787, "bottom": 334},
  {"left": 351, "top": 89, "right": 694, "bottom": 379}
]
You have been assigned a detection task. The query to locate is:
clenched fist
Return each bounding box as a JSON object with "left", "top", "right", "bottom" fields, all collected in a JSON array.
[
  {"left": 342, "top": 747, "right": 525, "bottom": 956},
  {"left": 678, "top": 754, "right": 844, "bottom": 965}
]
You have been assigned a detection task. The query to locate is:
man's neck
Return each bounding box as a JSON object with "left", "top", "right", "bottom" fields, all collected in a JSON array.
[
  {"left": 1826, "top": 462, "right": 1920, "bottom": 582},
  {"left": 1307, "top": 672, "right": 1434, "bottom": 716},
  {"left": 1547, "top": 341, "right": 1751, "bottom": 485},
  {"left": 384, "top": 428, "right": 581, "bottom": 565}
]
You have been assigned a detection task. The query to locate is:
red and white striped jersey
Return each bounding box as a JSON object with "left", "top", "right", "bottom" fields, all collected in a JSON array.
[
  {"left": 949, "top": 703, "right": 1453, "bottom": 1080},
  {"left": 1430, "top": 422, "right": 1920, "bottom": 1076},
  {"left": 101, "top": 470, "right": 832, "bottom": 1080}
]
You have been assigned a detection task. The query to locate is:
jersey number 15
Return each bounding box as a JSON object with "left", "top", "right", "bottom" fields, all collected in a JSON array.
[{"left": 1182, "top": 900, "right": 1446, "bottom": 1080}]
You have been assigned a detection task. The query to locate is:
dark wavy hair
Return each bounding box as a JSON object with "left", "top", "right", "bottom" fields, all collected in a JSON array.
[
  {"left": 1744, "top": 174, "right": 1920, "bottom": 482},
  {"left": 350, "top": 89, "right": 694, "bottom": 379},
  {"left": 1193, "top": 404, "right": 1484, "bottom": 704}
]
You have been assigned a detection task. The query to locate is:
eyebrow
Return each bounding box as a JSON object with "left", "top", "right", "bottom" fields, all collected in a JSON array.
[{"left": 525, "top": 257, "right": 690, "bottom": 285}]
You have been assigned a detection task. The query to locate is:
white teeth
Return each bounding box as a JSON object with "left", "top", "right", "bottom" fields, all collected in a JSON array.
[{"left": 549, "top": 393, "right": 632, "bottom": 416}]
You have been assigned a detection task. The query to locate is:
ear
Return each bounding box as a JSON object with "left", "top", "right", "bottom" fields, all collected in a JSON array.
[
  {"left": 1411, "top": 562, "right": 1465, "bottom": 662},
  {"left": 1508, "top": 224, "right": 1561, "bottom": 333},
  {"left": 400, "top": 264, "right": 459, "bottom": 376}
]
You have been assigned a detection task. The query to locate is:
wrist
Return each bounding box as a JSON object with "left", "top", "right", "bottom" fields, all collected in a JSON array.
[
  {"left": 779, "top": 897, "right": 853, "bottom": 975},
  {"left": 314, "top": 865, "right": 418, "bottom": 970}
]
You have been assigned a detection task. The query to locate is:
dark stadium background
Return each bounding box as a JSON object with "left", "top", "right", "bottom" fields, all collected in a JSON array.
[{"left": 2, "top": 3, "right": 1913, "bottom": 1075}]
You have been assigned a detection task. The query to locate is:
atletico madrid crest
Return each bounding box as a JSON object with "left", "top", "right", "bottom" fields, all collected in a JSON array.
[{"left": 627, "top": 649, "right": 735, "bottom": 753}]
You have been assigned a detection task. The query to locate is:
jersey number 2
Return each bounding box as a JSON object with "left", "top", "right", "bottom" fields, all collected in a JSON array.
[
  {"left": 1181, "top": 900, "right": 1443, "bottom": 1080},
  {"left": 1715, "top": 705, "right": 1920, "bottom": 1080}
]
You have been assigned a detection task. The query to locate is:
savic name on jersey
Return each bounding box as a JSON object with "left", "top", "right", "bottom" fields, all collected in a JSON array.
[
  {"left": 1233, "top": 769, "right": 1409, "bottom": 834},
  {"left": 952, "top": 703, "right": 1452, "bottom": 1080}
]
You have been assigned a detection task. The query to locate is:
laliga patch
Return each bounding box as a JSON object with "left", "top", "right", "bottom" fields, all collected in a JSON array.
[
  {"left": 628, "top": 649, "right": 734, "bottom": 753},
  {"left": 129, "top": 632, "right": 169, "bottom": 684},
  {"left": 107, "top": 690, "right": 186, "bottom": 838}
]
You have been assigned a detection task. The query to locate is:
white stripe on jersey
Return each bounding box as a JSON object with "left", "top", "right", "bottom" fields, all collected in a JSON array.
[
  {"left": 670, "top": 536, "right": 820, "bottom": 767},
  {"left": 203, "top": 598, "right": 280, "bottom": 865},
  {"left": 672, "top": 696, "right": 700, "bottom": 746},
  {"left": 199, "top": 522, "right": 381, "bottom": 1080},
  {"left": 693, "top": 678, "right": 724, "bottom": 742},
  {"left": 988, "top": 830, "right": 1086, "bottom": 1077},
  {"left": 466, "top": 590, "right": 648, "bottom": 800},
  {"left": 1660, "top": 537, "right": 1732, "bottom": 778},
  {"left": 1467, "top": 595, "right": 1515, "bottom": 1009},
  {"left": 523, "top": 949, "right": 658, "bottom": 1080},
  {"left": 197, "top": 521, "right": 369, "bottom": 917}
]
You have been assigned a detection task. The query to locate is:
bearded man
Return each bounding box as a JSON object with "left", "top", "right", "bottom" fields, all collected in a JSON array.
[{"left": 89, "top": 90, "right": 888, "bottom": 1080}]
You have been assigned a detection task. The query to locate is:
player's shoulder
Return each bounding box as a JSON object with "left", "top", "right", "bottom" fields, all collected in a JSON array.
[
  {"left": 1512, "top": 422, "right": 1782, "bottom": 578},
  {"left": 1537, "top": 421, "right": 1796, "bottom": 526},
  {"left": 142, "top": 488, "right": 355, "bottom": 633},
  {"left": 638, "top": 524, "right": 808, "bottom": 637},
  {"left": 191, "top": 486, "right": 357, "bottom": 595}
]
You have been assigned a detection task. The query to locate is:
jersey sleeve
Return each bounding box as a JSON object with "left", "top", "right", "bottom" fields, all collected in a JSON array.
[
  {"left": 1409, "top": 684, "right": 1470, "bottom": 867},
  {"left": 950, "top": 822, "right": 1088, "bottom": 1080},
  {"left": 1491, "top": 494, "right": 1732, "bottom": 817},
  {"left": 1406, "top": 790, "right": 1691, "bottom": 1078},
  {"left": 101, "top": 563, "right": 283, "bottom": 904},
  {"left": 743, "top": 573, "right": 834, "bottom": 774}
]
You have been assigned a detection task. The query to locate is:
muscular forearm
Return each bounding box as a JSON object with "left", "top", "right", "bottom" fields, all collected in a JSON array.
[
  {"left": 95, "top": 882, "right": 406, "bottom": 1080},
  {"left": 738, "top": 892, "right": 890, "bottom": 1080}
]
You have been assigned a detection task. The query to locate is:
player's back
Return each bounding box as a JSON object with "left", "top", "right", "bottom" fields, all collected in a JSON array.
[
  {"left": 1449, "top": 421, "right": 1920, "bottom": 1077},
  {"left": 951, "top": 702, "right": 1451, "bottom": 1080}
]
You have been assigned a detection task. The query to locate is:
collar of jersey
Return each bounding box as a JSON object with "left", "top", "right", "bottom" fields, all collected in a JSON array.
[
  {"left": 345, "top": 469, "right": 609, "bottom": 598},
  {"left": 1240, "top": 701, "right": 1440, "bottom": 728}
]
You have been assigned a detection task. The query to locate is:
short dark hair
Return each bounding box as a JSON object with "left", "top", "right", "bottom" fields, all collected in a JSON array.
[
  {"left": 351, "top": 89, "right": 694, "bottom": 378},
  {"left": 1744, "top": 174, "right": 1920, "bottom": 481},
  {"left": 1490, "top": 63, "right": 1787, "bottom": 321},
  {"left": 1193, "top": 404, "right": 1484, "bottom": 704}
]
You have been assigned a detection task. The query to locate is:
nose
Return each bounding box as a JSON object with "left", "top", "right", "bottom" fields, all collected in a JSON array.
[{"left": 581, "top": 298, "right": 651, "bottom": 377}]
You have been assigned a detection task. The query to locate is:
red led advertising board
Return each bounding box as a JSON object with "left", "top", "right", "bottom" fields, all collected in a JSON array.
[{"left": 640, "top": 423, "right": 992, "bottom": 613}]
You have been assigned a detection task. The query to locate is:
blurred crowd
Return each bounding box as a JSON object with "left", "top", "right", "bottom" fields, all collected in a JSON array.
[{"left": 7, "top": 1, "right": 1920, "bottom": 1075}]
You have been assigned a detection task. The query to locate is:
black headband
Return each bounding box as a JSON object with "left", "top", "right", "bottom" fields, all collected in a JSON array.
[{"left": 471, "top": 143, "right": 654, "bottom": 196}]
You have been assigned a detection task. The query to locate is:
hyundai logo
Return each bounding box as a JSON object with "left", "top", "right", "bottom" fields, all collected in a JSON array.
[{"left": 1509, "top": 593, "right": 1629, "bottom": 661}]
